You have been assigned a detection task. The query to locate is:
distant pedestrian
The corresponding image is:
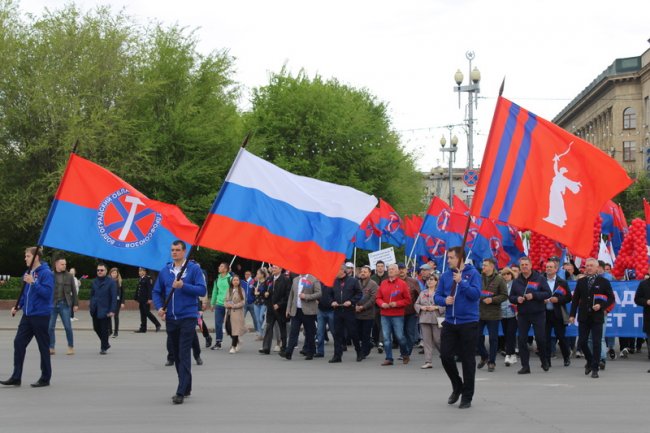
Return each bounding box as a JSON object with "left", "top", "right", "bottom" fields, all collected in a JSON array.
[
  {"left": 134, "top": 267, "right": 161, "bottom": 333},
  {"left": 89, "top": 263, "right": 117, "bottom": 355},
  {"left": 48, "top": 256, "right": 78, "bottom": 355},
  {"left": 108, "top": 267, "right": 124, "bottom": 338},
  {"left": 225, "top": 275, "right": 247, "bottom": 353},
  {"left": 414, "top": 273, "right": 443, "bottom": 369}
]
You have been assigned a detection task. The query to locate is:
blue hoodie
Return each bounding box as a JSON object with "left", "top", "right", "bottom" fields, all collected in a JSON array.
[
  {"left": 153, "top": 260, "right": 206, "bottom": 320},
  {"left": 18, "top": 262, "right": 54, "bottom": 317},
  {"left": 434, "top": 263, "right": 481, "bottom": 324}
]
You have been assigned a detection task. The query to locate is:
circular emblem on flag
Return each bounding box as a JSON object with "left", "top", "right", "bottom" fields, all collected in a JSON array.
[
  {"left": 489, "top": 237, "right": 502, "bottom": 257},
  {"left": 436, "top": 209, "right": 451, "bottom": 231},
  {"left": 386, "top": 212, "right": 401, "bottom": 234},
  {"left": 466, "top": 227, "right": 479, "bottom": 248},
  {"left": 463, "top": 169, "right": 479, "bottom": 187},
  {"left": 96, "top": 188, "right": 162, "bottom": 248},
  {"left": 423, "top": 235, "right": 446, "bottom": 257}
]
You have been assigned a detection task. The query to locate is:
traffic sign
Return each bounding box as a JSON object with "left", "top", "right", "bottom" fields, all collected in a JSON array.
[{"left": 463, "top": 169, "right": 479, "bottom": 186}]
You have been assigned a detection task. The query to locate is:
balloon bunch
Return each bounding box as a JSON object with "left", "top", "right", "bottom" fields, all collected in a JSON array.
[
  {"left": 612, "top": 218, "right": 648, "bottom": 280},
  {"left": 528, "top": 232, "right": 563, "bottom": 271},
  {"left": 589, "top": 216, "right": 603, "bottom": 259}
]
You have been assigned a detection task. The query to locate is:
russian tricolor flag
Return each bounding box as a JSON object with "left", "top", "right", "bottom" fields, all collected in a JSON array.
[
  {"left": 196, "top": 149, "right": 377, "bottom": 284},
  {"left": 39, "top": 154, "right": 199, "bottom": 270}
]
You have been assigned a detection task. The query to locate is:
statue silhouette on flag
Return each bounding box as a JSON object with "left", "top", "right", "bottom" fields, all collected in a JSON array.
[{"left": 543, "top": 142, "right": 582, "bottom": 228}]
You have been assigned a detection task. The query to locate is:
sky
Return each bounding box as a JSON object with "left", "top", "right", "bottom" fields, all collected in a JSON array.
[{"left": 17, "top": 0, "right": 650, "bottom": 171}]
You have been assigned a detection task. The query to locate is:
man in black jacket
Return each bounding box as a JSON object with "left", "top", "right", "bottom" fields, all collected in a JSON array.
[
  {"left": 543, "top": 260, "right": 572, "bottom": 367},
  {"left": 634, "top": 277, "right": 650, "bottom": 371},
  {"left": 509, "top": 257, "right": 552, "bottom": 374},
  {"left": 330, "top": 264, "right": 363, "bottom": 363},
  {"left": 134, "top": 267, "right": 161, "bottom": 333},
  {"left": 259, "top": 265, "right": 290, "bottom": 355},
  {"left": 569, "top": 258, "right": 615, "bottom": 378}
]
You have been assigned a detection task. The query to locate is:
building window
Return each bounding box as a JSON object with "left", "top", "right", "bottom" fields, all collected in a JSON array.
[
  {"left": 623, "top": 107, "right": 637, "bottom": 129},
  {"left": 623, "top": 141, "right": 636, "bottom": 162}
]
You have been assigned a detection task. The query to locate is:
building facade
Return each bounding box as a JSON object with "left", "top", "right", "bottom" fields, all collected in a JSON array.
[
  {"left": 553, "top": 46, "right": 650, "bottom": 173},
  {"left": 421, "top": 167, "right": 469, "bottom": 207}
]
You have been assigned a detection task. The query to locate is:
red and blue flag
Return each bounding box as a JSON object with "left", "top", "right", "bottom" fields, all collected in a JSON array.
[
  {"left": 378, "top": 199, "right": 406, "bottom": 247},
  {"left": 353, "top": 208, "right": 381, "bottom": 252},
  {"left": 39, "top": 154, "right": 199, "bottom": 270},
  {"left": 471, "top": 97, "right": 632, "bottom": 257}
]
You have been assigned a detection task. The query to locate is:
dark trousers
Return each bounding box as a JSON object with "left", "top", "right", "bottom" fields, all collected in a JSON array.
[
  {"left": 477, "top": 319, "right": 500, "bottom": 363},
  {"left": 579, "top": 319, "right": 604, "bottom": 371},
  {"left": 286, "top": 309, "right": 316, "bottom": 356},
  {"left": 263, "top": 307, "right": 287, "bottom": 352},
  {"left": 12, "top": 315, "right": 51, "bottom": 382},
  {"left": 356, "top": 318, "right": 374, "bottom": 356},
  {"left": 167, "top": 318, "right": 196, "bottom": 397},
  {"left": 167, "top": 331, "right": 200, "bottom": 361},
  {"left": 333, "top": 309, "right": 360, "bottom": 358},
  {"left": 92, "top": 316, "right": 111, "bottom": 351},
  {"left": 545, "top": 310, "right": 570, "bottom": 362},
  {"left": 372, "top": 310, "right": 383, "bottom": 346},
  {"left": 440, "top": 321, "right": 478, "bottom": 402},
  {"left": 138, "top": 302, "right": 161, "bottom": 331},
  {"left": 109, "top": 302, "right": 121, "bottom": 335},
  {"left": 517, "top": 313, "right": 546, "bottom": 368},
  {"left": 501, "top": 317, "right": 518, "bottom": 355}
]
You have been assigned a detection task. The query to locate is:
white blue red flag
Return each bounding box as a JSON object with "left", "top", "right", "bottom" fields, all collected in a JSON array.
[{"left": 196, "top": 149, "right": 377, "bottom": 284}]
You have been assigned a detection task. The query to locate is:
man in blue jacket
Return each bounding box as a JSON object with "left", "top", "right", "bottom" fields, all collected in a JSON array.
[
  {"left": 435, "top": 246, "right": 481, "bottom": 409},
  {"left": 1, "top": 246, "right": 55, "bottom": 388},
  {"left": 153, "top": 240, "right": 206, "bottom": 405},
  {"left": 89, "top": 263, "right": 118, "bottom": 355}
]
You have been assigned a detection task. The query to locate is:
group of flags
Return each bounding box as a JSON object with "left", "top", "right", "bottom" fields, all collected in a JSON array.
[{"left": 38, "top": 95, "right": 634, "bottom": 284}]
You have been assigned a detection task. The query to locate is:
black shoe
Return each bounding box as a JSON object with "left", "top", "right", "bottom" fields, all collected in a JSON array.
[
  {"left": 165, "top": 360, "right": 174, "bottom": 366},
  {"left": 314, "top": 353, "right": 324, "bottom": 358},
  {"left": 608, "top": 348, "right": 616, "bottom": 360},
  {"left": 459, "top": 400, "right": 472, "bottom": 409},
  {"left": 112, "top": 333, "right": 118, "bottom": 338},
  {"left": 155, "top": 325, "right": 161, "bottom": 332},
  {"left": 133, "top": 330, "right": 146, "bottom": 333},
  {"left": 591, "top": 371, "right": 599, "bottom": 378},
  {"left": 599, "top": 361, "right": 606, "bottom": 371},
  {"left": 564, "top": 358, "right": 571, "bottom": 367},
  {"left": 487, "top": 363, "right": 495, "bottom": 372},
  {"left": 258, "top": 349, "right": 270, "bottom": 355},
  {"left": 418, "top": 349, "right": 425, "bottom": 354},
  {"left": 328, "top": 357, "right": 342, "bottom": 363},
  {"left": 30, "top": 379, "right": 49, "bottom": 388},
  {"left": 205, "top": 336, "right": 213, "bottom": 348},
  {"left": 477, "top": 358, "right": 488, "bottom": 369},
  {"left": 278, "top": 351, "right": 287, "bottom": 358},
  {"left": 304, "top": 355, "right": 314, "bottom": 360},
  {"left": 210, "top": 341, "right": 222, "bottom": 350},
  {"left": 541, "top": 361, "right": 550, "bottom": 371},
  {"left": 284, "top": 353, "right": 292, "bottom": 360},
  {"left": 0, "top": 378, "right": 21, "bottom": 386},
  {"left": 517, "top": 367, "right": 531, "bottom": 374},
  {"left": 299, "top": 350, "right": 307, "bottom": 356},
  {"left": 184, "top": 390, "right": 191, "bottom": 397},
  {"left": 172, "top": 394, "right": 184, "bottom": 404},
  {"left": 447, "top": 391, "right": 461, "bottom": 405},
  {"left": 100, "top": 350, "right": 107, "bottom": 355},
  {"left": 584, "top": 365, "right": 592, "bottom": 375},
  {"left": 356, "top": 352, "right": 364, "bottom": 362},
  {"left": 195, "top": 357, "right": 203, "bottom": 366}
]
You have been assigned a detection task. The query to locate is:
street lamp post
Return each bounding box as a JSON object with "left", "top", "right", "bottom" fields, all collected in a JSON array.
[
  {"left": 440, "top": 129, "right": 458, "bottom": 205},
  {"left": 453, "top": 51, "right": 481, "bottom": 169}
]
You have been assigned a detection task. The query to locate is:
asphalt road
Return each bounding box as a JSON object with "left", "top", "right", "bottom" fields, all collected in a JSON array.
[{"left": 0, "top": 310, "right": 649, "bottom": 433}]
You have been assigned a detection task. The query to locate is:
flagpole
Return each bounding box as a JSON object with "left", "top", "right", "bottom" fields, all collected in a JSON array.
[
  {"left": 163, "top": 132, "right": 252, "bottom": 311},
  {"left": 229, "top": 255, "right": 238, "bottom": 269},
  {"left": 353, "top": 247, "right": 357, "bottom": 277},
  {"left": 16, "top": 140, "right": 81, "bottom": 317}
]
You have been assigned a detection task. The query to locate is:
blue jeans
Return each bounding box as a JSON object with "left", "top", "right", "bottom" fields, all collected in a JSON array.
[
  {"left": 317, "top": 310, "right": 335, "bottom": 356},
  {"left": 48, "top": 300, "right": 73, "bottom": 349},
  {"left": 253, "top": 304, "right": 267, "bottom": 336},
  {"left": 404, "top": 314, "right": 419, "bottom": 355},
  {"left": 214, "top": 305, "right": 226, "bottom": 342},
  {"left": 244, "top": 304, "right": 259, "bottom": 333},
  {"left": 477, "top": 319, "right": 500, "bottom": 363},
  {"left": 380, "top": 315, "right": 408, "bottom": 361}
]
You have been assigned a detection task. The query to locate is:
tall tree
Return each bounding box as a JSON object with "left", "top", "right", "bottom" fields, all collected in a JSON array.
[{"left": 245, "top": 68, "right": 422, "bottom": 215}]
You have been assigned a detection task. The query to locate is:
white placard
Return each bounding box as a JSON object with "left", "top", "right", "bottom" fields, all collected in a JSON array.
[{"left": 368, "top": 247, "right": 396, "bottom": 270}]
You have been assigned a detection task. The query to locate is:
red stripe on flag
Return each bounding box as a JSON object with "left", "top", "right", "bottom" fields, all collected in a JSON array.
[{"left": 197, "top": 214, "right": 345, "bottom": 285}]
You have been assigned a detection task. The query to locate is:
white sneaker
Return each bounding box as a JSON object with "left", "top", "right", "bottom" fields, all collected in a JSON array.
[
  {"left": 229, "top": 347, "right": 236, "bottom": 354},
  {"left": 510, "top": 355, "right": 518, "bottom": 365},
  {"left": 505, "top": 355, "right": 512, "bottom": 366},
  {"left": 273, "top": 345, "right": 281, "bottom": 352},
  {"left": 621, "top": 348, "right": 629, "bottom": 358},
  {"left": 420, "top": 363, "right": 433, "bottom": 369},
  {"left": 235, "top": 343, "right": 242, "bottom": 352}
]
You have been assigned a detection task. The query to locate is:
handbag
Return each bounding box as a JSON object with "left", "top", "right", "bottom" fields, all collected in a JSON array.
[
  {"left": 560, "top": 306, "right": 570, "bottom": 325},
  {"left": 225, "top": 313, "right": 232, "bottom": 336}
]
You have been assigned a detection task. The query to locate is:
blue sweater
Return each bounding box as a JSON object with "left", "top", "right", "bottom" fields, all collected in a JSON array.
[
  {"left": 18, "top": 262, "right": 54, "bottom": 317},
  {"left": 153, "top": 261, "right": 206, "bottom": 320},
  {"left": 434, "top": 263, "right": 481, "bottom": 324}
]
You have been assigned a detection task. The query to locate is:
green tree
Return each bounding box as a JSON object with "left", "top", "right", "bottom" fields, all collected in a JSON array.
[
  {"left": 614, "top": 171, "right": 650, "bottom": 221},
  {"left": 0, "top": 2, "right": 241, "bottom": 274},
  {"left": 245, "top": 69, "right": 422, "bottom": 215}
]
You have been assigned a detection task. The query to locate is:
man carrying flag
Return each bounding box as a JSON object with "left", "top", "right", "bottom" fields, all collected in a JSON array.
[{"left": 153, "top": 240, "right": 207, "bottom": 404}]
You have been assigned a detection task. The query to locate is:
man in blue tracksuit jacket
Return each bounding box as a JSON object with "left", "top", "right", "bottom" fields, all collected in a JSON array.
[
  {"left": 153, "top": 240, "right": 206, "bottom": 405},
  {"left": 1, "top": 247, "right": 55, "bottom": 388},
  {"left": 434, "top": 246, "right": 481, "bottom": 409}
]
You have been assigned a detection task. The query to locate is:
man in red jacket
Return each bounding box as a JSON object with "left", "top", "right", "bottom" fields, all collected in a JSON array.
[{"left": 376, "top": 264, "right": 411, "bottom": 366}]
